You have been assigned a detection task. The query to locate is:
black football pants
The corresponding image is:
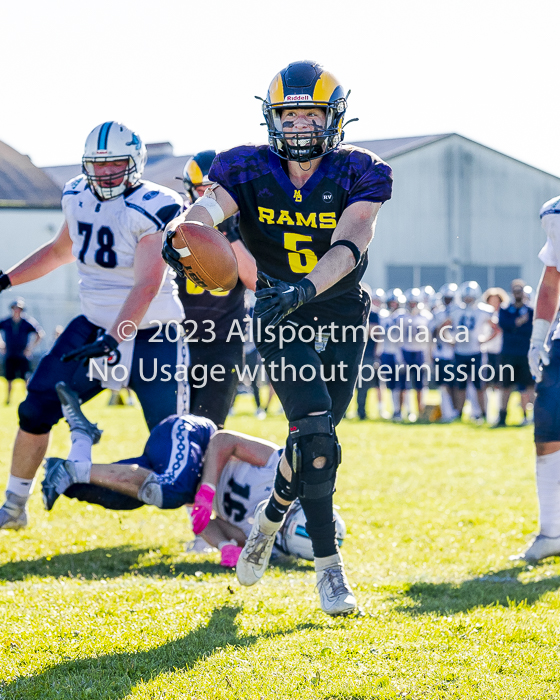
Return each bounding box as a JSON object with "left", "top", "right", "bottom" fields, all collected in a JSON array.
[{"left": 256, "top": 320, "right": 366, "bottom": 558}]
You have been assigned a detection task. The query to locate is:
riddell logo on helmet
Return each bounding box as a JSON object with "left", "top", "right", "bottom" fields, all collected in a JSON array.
[{"left": 285, "top": 94, "right": 312, "bottom": 101}]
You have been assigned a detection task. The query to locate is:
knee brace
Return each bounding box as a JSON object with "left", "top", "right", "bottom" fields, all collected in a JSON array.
[
  {"left": 286, "top": 413, "right": 341, "bottom": 500},
  {"left": 18, "top": 394, "right": 58, "bottom": 435}
]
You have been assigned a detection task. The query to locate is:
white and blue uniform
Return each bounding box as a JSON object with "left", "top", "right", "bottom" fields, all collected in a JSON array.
[
  {"left": 534, "top": 196, "right": 560, "bottom": 441},
  {"left": 215, "top": 449, "right": 282, "bottom": 537},
  {"left": 450, "top": 303, "right": 493, "bottom": 389},
  {"left": 62, "top": 175, "right": 183, "bottom": 330},
  {"left": 66, "top": 415, "right": 217, "bottom": 510},
  {"left": 401, "top": 309, "right": 432, "bottom": 389},
  {"left": 431, "top": 303, "right": 459, "bottom": 384},
  {"left": 379, "top": 309, "right": 405, "bottom": 389},
  {"left": 19, "top": 178, "right": 188, "bottom": 436}
]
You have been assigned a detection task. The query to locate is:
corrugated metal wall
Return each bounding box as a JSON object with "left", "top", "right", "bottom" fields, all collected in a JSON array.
[{"left": 364, "top": 135, "right": 560, "bottom": 292}]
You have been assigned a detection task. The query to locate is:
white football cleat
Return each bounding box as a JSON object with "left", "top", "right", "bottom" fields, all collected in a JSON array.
[
  {"left": 0, "top": 492, "right": 28, "bottom": 530},
  {"left": 236, "top": 501, "right": 279, "bottom": 586},
  {"left": 510, "top": 534, "right": 560, "bottom": 563},
  {"left": 315, "top": 554, "right": 357, "bottom": 616}
]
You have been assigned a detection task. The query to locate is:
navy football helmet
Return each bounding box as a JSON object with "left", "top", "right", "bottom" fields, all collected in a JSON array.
[
  {"left": 261, "top": 60, "right": 350, "bottom": 163},
  {"left": 182, "top": 150, "right": 216, "bottom": 203}
]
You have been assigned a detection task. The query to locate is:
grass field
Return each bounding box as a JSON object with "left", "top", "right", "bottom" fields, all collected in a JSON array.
[{"left": 0, "top": 382, "right": 558, "bottom": 699}]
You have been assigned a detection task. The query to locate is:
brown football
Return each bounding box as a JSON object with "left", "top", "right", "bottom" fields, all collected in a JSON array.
[{"left": 171, "top": 221, "right": 238, "bottom": 292}]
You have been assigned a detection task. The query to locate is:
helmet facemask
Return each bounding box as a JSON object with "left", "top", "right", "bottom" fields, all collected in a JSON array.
[
  {"left": 82, "top": 155, "right": 139, "bottom": 201},
  {"left": 263, "top": 97, "right": 347, "bottom": 163}
]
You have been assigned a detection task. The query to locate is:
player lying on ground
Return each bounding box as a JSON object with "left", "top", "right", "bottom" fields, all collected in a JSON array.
[{"left": 42, "top": 383, "right": 344, "bottom": 568}]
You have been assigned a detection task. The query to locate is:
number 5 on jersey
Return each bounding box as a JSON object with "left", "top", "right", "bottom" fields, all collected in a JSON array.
[{"left": 284, "top": 232, "right": 318, "bottom": 273}]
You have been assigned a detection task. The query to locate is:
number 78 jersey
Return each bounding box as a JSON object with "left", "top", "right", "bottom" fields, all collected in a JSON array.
[{"left": 62, "top": 175, "right": 184, "bottom": 330}]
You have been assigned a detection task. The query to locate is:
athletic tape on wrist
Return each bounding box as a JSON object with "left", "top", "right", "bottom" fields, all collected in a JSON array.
[
  {"left": 192, "top": 195, "right": 225, "bottom": 226},
  {"left": 532, "top": 318, "right": 551, "bottom": 344}
]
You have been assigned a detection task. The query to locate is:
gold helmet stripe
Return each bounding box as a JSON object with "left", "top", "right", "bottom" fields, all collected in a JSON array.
[
  {"left": 312, "top": 70, "right": 340, "bottom": 102},
  {"left": 268, "top": 73, "right": 285, "bottom": 103},
  {"left": 186, "top": 159, "right": 204, "bottom": 186}
]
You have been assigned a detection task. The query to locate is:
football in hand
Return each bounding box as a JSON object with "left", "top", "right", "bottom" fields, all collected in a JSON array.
[{"left": 171, "top": 221, "right": 238, "bottom": 292}]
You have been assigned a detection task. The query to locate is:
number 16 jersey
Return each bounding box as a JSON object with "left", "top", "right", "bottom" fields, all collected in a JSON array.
[{"left": 62, "top": 175, "right": 184, "bottom": 330}]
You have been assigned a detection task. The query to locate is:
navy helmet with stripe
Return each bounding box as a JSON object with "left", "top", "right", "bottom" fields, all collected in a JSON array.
[{"left": 82, "top": 122, "right": 147, "bottom": 200}]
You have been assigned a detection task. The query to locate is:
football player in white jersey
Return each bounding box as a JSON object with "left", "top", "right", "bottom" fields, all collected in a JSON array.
[
  {"left": 430, "top": 283, "right": 460, "bottom": 422},
  {"left": 0, "top": 122, "right": 187, "bottom": 530},
  {"left": 41, "top": 383, "right": 345, "bottom": 568},
  {"left": 512, "top": 195, "right": 560, "bottom": 561},
  {"left": 378, "top": 290, "right": 406, "bottom": 420},
  {"left": 449, "top": 282, "right": 493, "bottom": 421},
  {"left": 401, "top": 288, "right": 433, "bottom": 420}
]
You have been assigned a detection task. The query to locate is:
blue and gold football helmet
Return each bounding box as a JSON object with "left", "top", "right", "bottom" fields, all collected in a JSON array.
[
  {"left": 261, "top": 60, "right": 349, "bottom": 163},
  {"left": 182, "top": 150, "right": 216, "bottom": 202}
]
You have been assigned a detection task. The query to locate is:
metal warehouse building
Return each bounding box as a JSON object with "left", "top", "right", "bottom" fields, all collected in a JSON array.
[
  {"left": 353, "top": 133, "right": 560, "bottom": 292},
  {"left": 2, "top": 132, "right": 559, "bottom": 344}
]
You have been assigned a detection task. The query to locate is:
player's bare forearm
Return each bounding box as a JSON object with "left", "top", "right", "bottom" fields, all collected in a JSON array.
[
  {"left": 200, "top": 517, "right": 246, "bottom": 548},
  {"left": 90, "top": 462, "right": 151, "bottom": 500},
  {"left": 232, "top": 240, "right": 257, "bottom": 291},
  {"left": 535, "top": 266, "right": 560, "bottom": 322},
  {"left": 107, "top": 281, "right": 161, "bottom": 342},
  {"left": 306, "top": 201, "right": 381, "bottom": 296},
  {"left": 201, "top": 431, "right": 279, "bottom": 487},
  {"left": 6, "top": 221, "right": 75, "bottom": 285},
  {"left": 108, "top": 234, "right": 166, "bottom": 341}
]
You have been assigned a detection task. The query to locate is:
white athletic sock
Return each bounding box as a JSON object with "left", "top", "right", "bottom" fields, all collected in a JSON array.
[
  {"left": 536, "top": 451, "right": 560, "bottom": 538},
  {"left": 67, "top": 430, "right": 93, "bottom": 483},
  {"left": 315, "top": 552, "right": 342, "bottom": 571},
  {"left": 6, "top": 475, "right": 34, "bottom": 499},
  {"left": 259, "top": 506, "right": 283, "bottom": 536},
  {"left": 68, "top": 430, "right": 93, "bottom": 465},
  {"left": 391, "top": 390, "right": 401, "bottom": 415},
  {"left": 441, "top": 389, "right": 457, "bottom": 420}
]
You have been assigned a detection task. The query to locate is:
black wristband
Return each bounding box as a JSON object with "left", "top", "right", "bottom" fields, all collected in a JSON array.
[
  {"left": 0, "top": 272, "right": 12, "bottom": 292},
  {"left": 299, "top": 278, "right": 317, "bottom": 303},
  {"left": 329, "top": 240, "right": 362, "bottom": 266}
]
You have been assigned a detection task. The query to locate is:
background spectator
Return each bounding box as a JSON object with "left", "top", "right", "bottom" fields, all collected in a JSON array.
[
  {"left": 0, "top": 299, "right": 44, "bottom": 404},
  {"left": 496, "top": 279, "right": 534, "bottom": 427}
]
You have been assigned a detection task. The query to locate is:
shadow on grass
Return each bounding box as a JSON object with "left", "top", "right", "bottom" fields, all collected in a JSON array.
[
  {"left": 0, "top": 545, "right": 311, "bottom": 582},
  {"left": 4, "top": 604, "right": 324, "bottom": 699},
  {"left": 397, "top": 565, "right": 560, "bottom": 615}
]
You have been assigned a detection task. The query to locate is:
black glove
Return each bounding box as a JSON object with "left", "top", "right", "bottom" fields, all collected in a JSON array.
[
  {"left": 254, "top": 272, "right": 316, "bottom": 328},
  {"left": 162, "top": 230, "right": 185, "bottom": 278},
  {"left": 0, "top": 272, "right": 12, "bottom": 292},
  {"left": 62, "top": 333, "right": 119, "bottom": 365}
]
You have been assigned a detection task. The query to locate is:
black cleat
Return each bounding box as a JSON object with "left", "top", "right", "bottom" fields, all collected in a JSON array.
[{"left": 55, "top": 382, "right": 102, "bottom": 444}]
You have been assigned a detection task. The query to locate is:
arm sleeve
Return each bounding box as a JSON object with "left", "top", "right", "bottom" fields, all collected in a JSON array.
[{"left": 347, "top": 162, "right": 393, "bottom": 207}]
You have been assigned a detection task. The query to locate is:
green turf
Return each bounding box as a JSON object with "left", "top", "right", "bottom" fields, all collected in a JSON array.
[{"left": 0, "top": 382, "right": 557, "bottom": 699}]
